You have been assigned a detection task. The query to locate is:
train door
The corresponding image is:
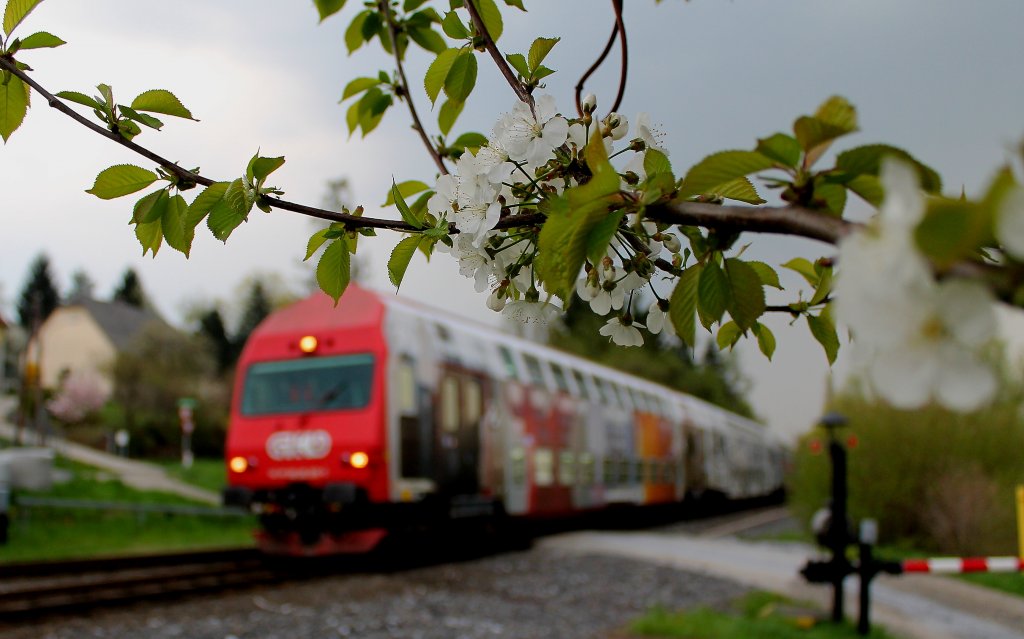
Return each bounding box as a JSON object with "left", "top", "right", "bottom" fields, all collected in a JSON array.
[{"left": 436, "top": 369, "right": 485, "bottom": 496}]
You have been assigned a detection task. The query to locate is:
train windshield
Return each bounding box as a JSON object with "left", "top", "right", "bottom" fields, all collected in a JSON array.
[{"left": 240, "top": 354, "right": 375, "bottom": 416}]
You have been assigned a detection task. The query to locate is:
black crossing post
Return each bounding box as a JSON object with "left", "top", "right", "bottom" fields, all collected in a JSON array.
[{"left": 822, "top": 411, "right": 850, "bottom": 623}]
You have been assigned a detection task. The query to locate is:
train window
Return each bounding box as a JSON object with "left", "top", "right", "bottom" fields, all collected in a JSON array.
[
  {"left": 498, "top": 346, "right": 519, "bottom": 380},
  {"left": 241, "top": 354, "right": 374, "bottom": 416},
  {"left": 534, "top": 449, "right": 554, "bottom": 486},
  {"left": 571, "top": 370, "right": 590, "bottom": 400},
  {"left": 549, "top": 363, "right": 570, "bottom": 394},
  {"left": 619, "top": 459, "right": 632, "bottom": 484},
  {"left": 463, "top": 378, "right": 482, "bottom": 424},
  {"left": 592, "top": 376, "right": 610, "bottom": 404},
  {"left": 523, "top": 354, "right": 547, "bottom": 387},
  {"left": 603, "top": 457, "right": 615, "bottom": 485},
  {"left": 627, "top": 387, "right": 645, "bottom": 411},
  {"left": 610, "top": 383, "right": 627, "bottom": 409},
  {"left": 558, "top": 451, "right": 575, "bottom": 485},
  {"left": 434, "top": 323, "right": 451, "bottom": 342},
  {"left": 440, "top": 377, "right": 459, "bottom": 432},
  {"left": 510, "top": 448, "right": 526, "bottom": 485},
  {"left": 397, "top": 360, "right": 416, "bottom": 414},
  {"left": 579, "top": 453, "right": 594, "bottom": 486}
]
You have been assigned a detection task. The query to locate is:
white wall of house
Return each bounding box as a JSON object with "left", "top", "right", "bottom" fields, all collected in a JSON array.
[{"left": 30, "top": 307, "right": 117, "bottom": 397}]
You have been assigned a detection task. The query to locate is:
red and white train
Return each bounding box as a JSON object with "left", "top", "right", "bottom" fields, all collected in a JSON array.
[{"left": 223, "top": 285, "right": 788, "bottom": 554}]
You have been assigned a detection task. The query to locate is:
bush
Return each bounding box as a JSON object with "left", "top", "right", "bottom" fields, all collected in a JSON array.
[{"left": 789, "top": 379, "right": 1024, "bottom": 555}]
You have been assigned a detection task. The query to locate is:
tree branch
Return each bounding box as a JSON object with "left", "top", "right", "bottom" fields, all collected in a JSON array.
[
  {"left": 379, "top": 1, "right": 449, "bottom": 176},
  {"left": 574, "top": 0, "right": 628, "bottom": 117},
  {"left": 610, "top": 0, "right": 628, "bottom": 114},
  {"left": 463, "top": 0, "right": 534, "bottom": 108},
  {"left": 647, "top": 200, "right": 857, "bottom": 245}
]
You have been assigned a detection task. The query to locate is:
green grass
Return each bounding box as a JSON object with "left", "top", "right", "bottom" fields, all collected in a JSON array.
[
  {"left": 1, "top": 454, "right": 255, "bottom": 562},
  {"left": 629, "top": 592, "right": 901, "bottom": 639},
  {"left": 158, "top": 457, "right": 228, "bottom": 494},
  {"left": 959, "top": 573, "right": 1024, "bottom": 598}
]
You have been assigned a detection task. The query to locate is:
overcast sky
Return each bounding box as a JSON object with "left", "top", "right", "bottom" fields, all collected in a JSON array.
[{"left": 1, "top": 1, "right": 1022, "bottom": 440}]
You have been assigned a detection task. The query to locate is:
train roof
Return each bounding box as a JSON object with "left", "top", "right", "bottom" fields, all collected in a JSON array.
[{"left": 253, "top": 285, "right": 776, "bottom": 442}]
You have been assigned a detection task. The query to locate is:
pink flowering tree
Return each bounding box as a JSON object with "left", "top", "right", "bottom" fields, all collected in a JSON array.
[
  {"left": 47, "top": 370, "right": 109, "bottom": 425},
  {"left": 0, "top": 0, "right": 1020, "bottom": 412}
]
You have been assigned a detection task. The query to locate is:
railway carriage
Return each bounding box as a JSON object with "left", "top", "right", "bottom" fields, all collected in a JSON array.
[{"left": 223, "top": 285, "right": 787, "bottom": 554}]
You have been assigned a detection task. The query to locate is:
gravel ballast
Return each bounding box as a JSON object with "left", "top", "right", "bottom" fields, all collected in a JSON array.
[{"left": 9, "top": 547, "right": 748, "bottom": 639}]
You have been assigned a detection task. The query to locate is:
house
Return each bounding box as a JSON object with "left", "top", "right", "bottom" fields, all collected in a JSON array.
[{"left": 26, "top": 299, "right": 165, "bottom": 397}]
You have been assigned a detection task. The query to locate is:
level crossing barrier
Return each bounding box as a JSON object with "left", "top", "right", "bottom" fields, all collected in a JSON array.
[{"left": 900, "top": 557, "right": 1024, "bottom": 574}]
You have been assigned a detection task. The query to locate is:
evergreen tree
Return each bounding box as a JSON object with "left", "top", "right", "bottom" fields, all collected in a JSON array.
[
  {"left": 66, "top": 269, "right": 96, "bottom": 302},
  {"left": 17, "top": 253, "right": 60, "bottom": 330},
  {"left": 549, "top": 296, "right": 755, "bottom": 418},
  {"left": 234, "top": 281, "right": 272, "bottom": 348},
  {"left": 196, "top": 308, "right": 235, "bottom": 374},
  {"left": 112, "top": 268, "right": 147, "bottom": 308}
]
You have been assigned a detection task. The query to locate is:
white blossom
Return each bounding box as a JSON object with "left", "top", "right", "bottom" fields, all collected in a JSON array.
[
  {"left": 599, "top": 317, "right": 645, "bottom": 347},
  {"left": 634, "top": 112, "right": 668, "bottom": 154},
  {"left": 503, "top": 299, "right": 560, "bottom": 324},
  {"left": 646, "top": 301, "right": 674, "bottom": 336},
  {"left": 836, "top": 158, "right": 998, "bottom": 411},
  {"left": 450, "top": 235, "right": 494, "bottom": 292},
  {"left": 495, "top": 94, "right": 569, "bottom": 168},
  {"left": 576, "top": 277, "right": 624, "bottom": 316}
]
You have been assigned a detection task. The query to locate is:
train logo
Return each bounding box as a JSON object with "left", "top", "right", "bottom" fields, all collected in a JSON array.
[{"left": 266, "top": 431, "right": 332, "bottom": 461}]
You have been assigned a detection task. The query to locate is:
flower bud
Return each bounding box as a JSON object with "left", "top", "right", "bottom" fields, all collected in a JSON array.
[
  {"left": 662, "top": 233, "right": 681, "bottom": 253},
  {"left": 604, "top": 113, "right": 628, "bottom": 140},
  {"left": 622, "top": 171, "right": 640, "bottom": 185},
  {"left": 487, "top": 289, "right": 507, "bottom": 312},
  {"left": 582, "top": 93, "right": 597, "bottom": 114}
]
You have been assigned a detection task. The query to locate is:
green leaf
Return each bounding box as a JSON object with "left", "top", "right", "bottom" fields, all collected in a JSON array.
[
  {"left": 709, "top": 177, "right": 765, "bottom": 205},
  {"left": 504, "top": 52, "right": 529, "bottom": 78},
  {"left": 437, "top": 97, "right": 463, "bottom": 135},
  {"left": 383, "top": 180, "right": 430, "bottom": 206},
  {"left": 17, "top": 31, "right": 64, "bottom": 49},
  {"left": 388, "top": 235, "right": 423, "bottom": 288},
  {"left": 408, "top": 24, "right": 446, "bottom": 53},
  {"left": 503, "top": 0, "right": 525, "bottom": 9},
  {"left": 185, "top": 181, "right": 228, "bottom": 228},
  {"left": 207, "top": 198, "right": 243, "bottom": 242},
  {"left": 781, "top": 257, "right": 819, "bottom": 287},
  {"left": 132, "top": 188, "right": 168, "bottom": 224},
  {"left": 810, "top": 265, "right": 833, "bottom": 305},
  {"left": 814, "top": 180, "right": 847, "bottom": 215},
  {"left": 55, "top": 90, "right": 104, "bottom": 111},
  {"left": 134, "top": 219, "right": 162, "bottom": 257},
  {"left": 535, "top": 130, "right": 622, "bottom": 302},
  {"left": 697, "top": 259, "right": 729, "bottom": 327},
  {"left": 3, "top": 0, "right": 43, "bottom": 36},
  {"left": 341, "top": 76, "right": 379, "bottom": 101},
  {"left": 355, "top": 88, "right": 391, "bottom": 136},
  {"left": 314, "top": 0, "right": 347, "bottom": 22},
  {"left": 807, "top": 305, "right": 839, "bottom": 365},
  {"left": 345, "top": 99, "right": 361, "bottom": 135},
  {"left": 530, "top": 65, "right": 555, "bottom": 82},
  {"left": 441, "top": 11, "right": 470, "bottom": 39},
  {"left": 716, "top": 321, "right": 742, "bottom": 351},
  {"left": 424, "top": 48, "right": 460, "bottom": 104},
  {"left": 844, "top": 174, "right": 884, "bottom": 206},
  {"left": 794, "top": 96, "right": 858, "bottom": 168},
  {"left": 669, "top": 264, "right": 702, "bottom": 348},
  {"left": 161, "top": 193, "right": 190, "bottom": 256},
  {"left": 451, "top": 131, "right": 487, "bottom": 150},
  {"left": 724, "top": 258, "right": 765, "bottom": 331},
  {"left": 248, "top": 155, "right": 286, "bottom": 182},
  {"left": 747, "top": 260, "right": 782, "bottom": 290},
  {"left": 305, "top": 228, "right": 332, "bottom": 261},
  {"left": 755, "top": 133, "right": 801, "bottom": 168},
  {"left": 225, "top": 177, "right": 254, "bottom": 216},
  {"left": 915, "top": 198, "right": 990, "bottom": 268},
  {"left": 443, "top": 49, "right": 477, "bottom": 103},
  {"left": 679, "top": 150, "right": 774, "bottom": 199},
  {"left": 643, "top": 149, "right": 673, "bottom": 180},
  {"left": 834, "top": 144, "right": 942, "bottom": 194},
  {"left": 86, "top": 164, "right": 159, "bottom": 199},
  {"left": 472, "top": 0, "right": 503, "bottom": 41},
  {"left": 391, "top": 179, "right": 426, "bottom": 228},
  {"left": 345, "top": 10, "right": 370, "bottom": 53},
  {"left": 317, "top": 239, "right": 351, "bottom": 303},
  {"left": 360, "top": 10, "right": 382, "bottom": 42},
  {"left": 528, "top": 36, "right": 559, "bottom": 71},
  {"left": 752, "top": 322, "right": 776, "bottom": 360},
  {"left": 118, "top": 105, "right": 163, "bottom": 130},
  {"left": 0, "top": 74, "right": 28, "bottom": 142},
  {"left": 585, "top": 210, "right": 624, "bottom": 265},
  {"left": 131, "top": 89, "right": 196, "bottom": 120}
]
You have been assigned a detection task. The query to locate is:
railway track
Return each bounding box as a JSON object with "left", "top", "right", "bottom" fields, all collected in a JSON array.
[{"left": 0, "top": 547, "right": 279, "bottom": 622}]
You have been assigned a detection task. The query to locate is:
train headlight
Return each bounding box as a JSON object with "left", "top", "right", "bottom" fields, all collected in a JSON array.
[
  {"left": 229, "top": 456, "right": 249, "bottom": 473},
  {"left": 298, "top": 335, "right": 318, "bottom": 353},
  {"left": 348, "top": 451, "right": 370, "bottom": 469}
]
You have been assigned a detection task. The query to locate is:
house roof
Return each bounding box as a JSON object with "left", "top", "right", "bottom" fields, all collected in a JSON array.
[{"left": 77, "top": 299, "right": 165, "bottom": 350}]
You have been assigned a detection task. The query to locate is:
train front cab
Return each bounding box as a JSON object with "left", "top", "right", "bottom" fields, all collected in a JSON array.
[{"left": 223, "top": 291, "right": 392, "bottom": 553}]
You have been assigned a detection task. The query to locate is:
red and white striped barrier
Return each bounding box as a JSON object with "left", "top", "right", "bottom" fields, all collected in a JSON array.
[{"left": 901, "top": 557, "right": 1024, "bottom": 574}]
